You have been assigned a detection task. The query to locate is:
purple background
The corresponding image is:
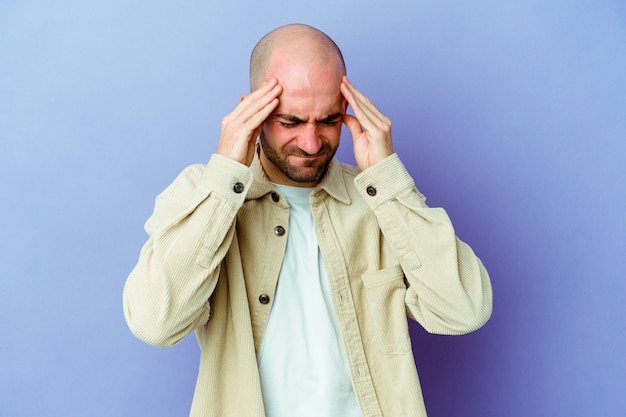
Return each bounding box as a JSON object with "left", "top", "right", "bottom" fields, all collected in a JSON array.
[{"left": 1, "top": 1, "right": 624, "bottom": 416}]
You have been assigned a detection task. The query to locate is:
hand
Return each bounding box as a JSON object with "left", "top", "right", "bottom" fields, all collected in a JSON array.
[
  {"left": 341, "top": 76, "right": 394, "bottom": 170},
  {"left": 217, "top": 78, "right": 282, "bottom": 166}
]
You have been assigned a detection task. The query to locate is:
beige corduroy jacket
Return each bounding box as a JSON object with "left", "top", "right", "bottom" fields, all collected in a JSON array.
[{"left": 123, "top": 152, "right": 492, "bottom": 417}]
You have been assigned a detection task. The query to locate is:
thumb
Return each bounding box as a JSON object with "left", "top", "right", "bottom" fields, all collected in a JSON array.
[{"left": 342, "top": 114, "right": 363, "bottom": 140}]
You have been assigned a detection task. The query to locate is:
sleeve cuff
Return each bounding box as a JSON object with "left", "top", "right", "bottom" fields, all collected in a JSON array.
[
  {"left": 354, "top": 153, "right": 425, "bottom": 209},
  {"left": 195, "top": 154, "right": 254, "bottom": 204}
]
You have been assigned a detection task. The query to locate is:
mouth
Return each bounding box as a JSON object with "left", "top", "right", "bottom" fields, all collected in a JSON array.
[
  {"left": 289, "top": 153, "right": 326, "bottom": 165},
  {"left": 293, "top": 153, "right": 323, "bottom": 159},
  {"left": 284, "top": 144, "right": 334, "bottom": 169}
]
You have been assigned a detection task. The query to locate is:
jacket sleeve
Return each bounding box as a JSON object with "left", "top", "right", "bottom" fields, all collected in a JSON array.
[
  {"left": 123, "top": 154, "right": 253, "bottom": 347},
  {"left": 354, "top": 154, "right": 493, "bottom": 335}
]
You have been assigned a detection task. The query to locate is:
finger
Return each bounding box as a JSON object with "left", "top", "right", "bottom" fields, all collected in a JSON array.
[
  {"left": 233, "top": 82, "right": 282, "bottom": 124},
  {"left": 342, "top": 77, "right": 387, "bottom": 128},
  {"left": 342, "top": 77, "right": 387, "bottom": 123},
  {"left": 341, "top": 78, "right": 391, "bottom": 138},
  {"left": 226, "top": 79, "right": 280, "bottom": 122},
  {"left": 245, "top": 97, "right": 280, "bottom": 130},
  {"left": 341, "top": 79, "right": 377, "bottom": 130},
  {"left": 342, "top": 113, "right": 363, "bottom": 139}
]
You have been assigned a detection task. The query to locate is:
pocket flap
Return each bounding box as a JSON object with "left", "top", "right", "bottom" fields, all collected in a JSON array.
[{"left": 362, "top": 264, "right": 405, "bottom": 288}]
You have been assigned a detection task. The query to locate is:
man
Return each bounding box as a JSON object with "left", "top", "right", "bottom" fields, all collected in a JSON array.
[{"left": 123, "top": 24, "right": 492, "bottom": 417}]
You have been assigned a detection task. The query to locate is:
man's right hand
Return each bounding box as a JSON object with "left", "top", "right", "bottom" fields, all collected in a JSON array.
[{"left": 216, "top": 78, "right": 282, "bottom": 166}]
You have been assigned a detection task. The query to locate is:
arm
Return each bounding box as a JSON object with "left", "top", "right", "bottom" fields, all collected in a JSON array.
[
  {"left": 122, "top": 156, "right": 252, "bottom": 347},
  {"left": 123, "top": 79, "right": 282, "bottom": 347},
  {"left": 342, "top": 77, "right": 492, "bottom": 334},
  {"left": 355, "top": 155, "right": 492, "bottom": 334}
]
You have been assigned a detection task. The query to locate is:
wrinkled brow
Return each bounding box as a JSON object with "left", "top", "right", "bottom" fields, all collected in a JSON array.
[{"left": 272, "top": 112, "right": 342, "bottom": 123}]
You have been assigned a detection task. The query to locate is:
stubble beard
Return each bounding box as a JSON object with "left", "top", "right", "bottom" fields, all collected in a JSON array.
[{"left": 259, "top": 132, "right": 337, "bottom": 184}]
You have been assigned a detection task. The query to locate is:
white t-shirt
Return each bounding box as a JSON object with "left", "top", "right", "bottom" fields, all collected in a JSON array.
[{"left": 258, "top": 184, "right": 361, "bottom": 417}]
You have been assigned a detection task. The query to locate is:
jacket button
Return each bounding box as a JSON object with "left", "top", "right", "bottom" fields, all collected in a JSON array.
[
  {"left": 259, "top": 294, "right": 270, "bottom": 304},
  {"left": 271, "top": 192, "right": 280, "bottom": 202},
  {"left": 366, "top": 186, "right": 377, "bottom": 196},
  {"left": 274, "top": 225, "right": 285, "bottom": 236},
  {"left": 233, "top": 182, "right": 245, "bottom": 193}
]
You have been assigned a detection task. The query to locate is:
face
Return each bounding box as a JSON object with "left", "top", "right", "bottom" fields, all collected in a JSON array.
[{"left": 259, "top": 53, "right": 346, "bottom": 187}]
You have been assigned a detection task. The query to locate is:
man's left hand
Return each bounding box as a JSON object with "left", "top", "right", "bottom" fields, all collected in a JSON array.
[{"left": 341, "top": 76, "right": 394, "bottom": 170}]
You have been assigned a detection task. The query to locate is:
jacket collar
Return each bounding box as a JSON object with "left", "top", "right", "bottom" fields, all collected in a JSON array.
[{"left": 246, "top": 152, "right": 351, "bottom": 205}]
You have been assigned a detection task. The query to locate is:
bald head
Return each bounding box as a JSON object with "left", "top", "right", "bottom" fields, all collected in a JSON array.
[{"left": 249, "top": 24, "right": 346, "bottom": 91}]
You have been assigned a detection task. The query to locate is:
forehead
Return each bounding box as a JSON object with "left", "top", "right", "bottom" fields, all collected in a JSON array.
[
  {"left": 275, "top": 86, "right": 343, "bottom": 117},
  {"left": 272, "top": 66, "right": 344, "bottom": 118},
  {"left": 263, "top": 45, "right": 345, "bottom": 116}
]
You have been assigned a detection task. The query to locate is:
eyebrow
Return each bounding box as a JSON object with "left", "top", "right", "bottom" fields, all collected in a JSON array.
[
  {"left": 273, "top": 112, "right": 342, "bottom": 124},
  {"left": 318, "top": 113, "right": 343, "bottom": 123}
]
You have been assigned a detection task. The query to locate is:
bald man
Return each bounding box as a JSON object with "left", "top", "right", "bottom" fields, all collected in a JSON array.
[{"left": 123, "top": 24, "right": 492, "bottom": 417}]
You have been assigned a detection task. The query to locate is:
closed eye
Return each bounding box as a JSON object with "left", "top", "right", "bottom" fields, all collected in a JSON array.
[
  {"left": 274, "top": 114, "right": 305, "bottom": 128},
  {"left": 273, "top": 113, "right": 342, "bottom": 128},
  {"left": 317, "top": 113, "right": 342, "bottom": 127}
]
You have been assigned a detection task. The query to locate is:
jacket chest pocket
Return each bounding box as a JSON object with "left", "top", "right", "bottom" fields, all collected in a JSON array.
[{"left": 362, "top": 265, "right": 411, "bottom": 355}]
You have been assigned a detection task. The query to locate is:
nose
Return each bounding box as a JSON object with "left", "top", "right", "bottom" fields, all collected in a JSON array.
[{"left": 297, "top": 123, "right": 323, "bottom": 155}]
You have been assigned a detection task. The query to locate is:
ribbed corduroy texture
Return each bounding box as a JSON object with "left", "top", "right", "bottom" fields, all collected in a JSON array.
[{"left": 123, "top": 153, "right": 492, "bottom": 417}]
